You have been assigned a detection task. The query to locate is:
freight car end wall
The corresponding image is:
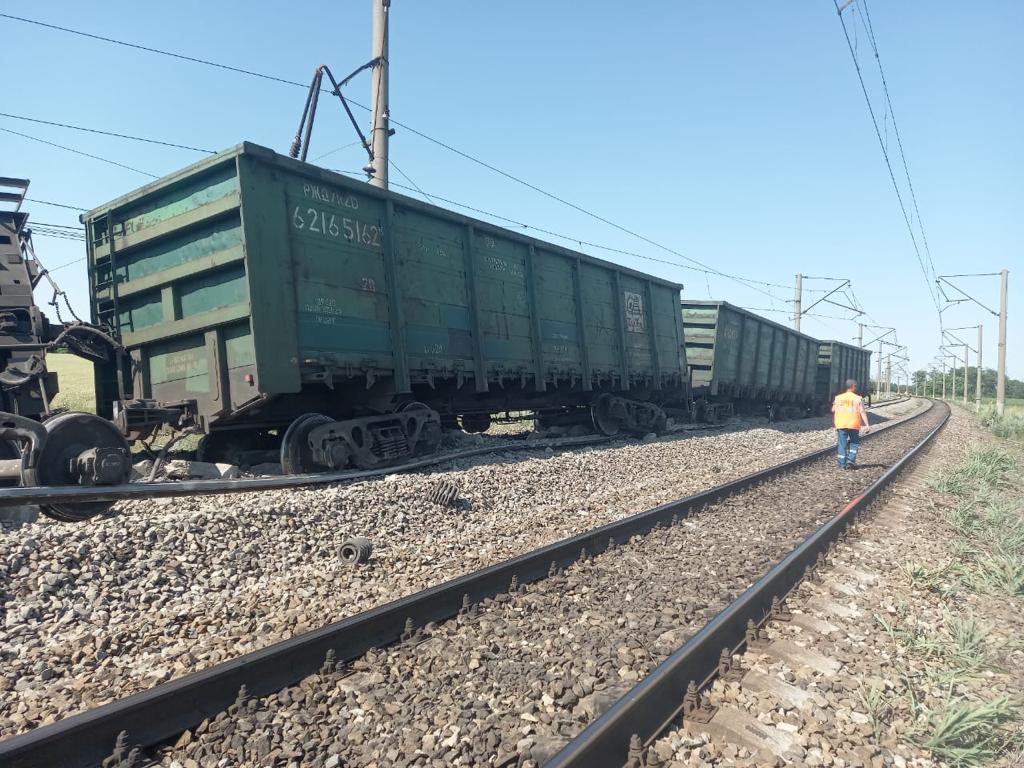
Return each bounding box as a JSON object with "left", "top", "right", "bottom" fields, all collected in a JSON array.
[{"left": 83, "top": 143, "right": 685, "bottom": 431}]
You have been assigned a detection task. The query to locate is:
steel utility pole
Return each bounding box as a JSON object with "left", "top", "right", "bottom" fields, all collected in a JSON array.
[
  {"left": 369, "top": 0, "right": 390, "bottom": 189},
  {"left": 976, "top": 324, "right": 983, "bottom": 412},
  {"left": 997, "top": 269, "right": 1008, "bottom": 416},
  {"left": 793, "top": 273, "right": 802, "bottom": 332}
]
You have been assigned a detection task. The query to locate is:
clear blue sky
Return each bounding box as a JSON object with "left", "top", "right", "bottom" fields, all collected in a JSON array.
[{"left": 3, "top": 1, "right": 1020, "bottom": 380}]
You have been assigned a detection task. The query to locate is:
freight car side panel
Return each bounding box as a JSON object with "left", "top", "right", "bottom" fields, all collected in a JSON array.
[
  {"left": 474, "top": 232, "right": 534, "bottom": 375},
  {"left": 579, "top": 264, "right": 620, "bottom": 379},
  {"left": 534, "top": 249, "right": 583, "bottom": 375},
  {"left": 392, "top": 207, "right": 474, "bottom": 375},
  {"left": 815, "top": 341, "right": 871, "bottom": 401},
  {"left": 86, "top": 144, "right": 686, "bottom": 430}
]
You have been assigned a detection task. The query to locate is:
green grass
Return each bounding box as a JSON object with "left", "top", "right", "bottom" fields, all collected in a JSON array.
[
  {"left": 876, "top": 446, "right": 1024, "bottom": 765},
  {"left": 979, "top": 405, "right": 1024, "bottom": 440},
  {"left": 910, "top": 694, "right": 1017, "bottom": 766},
  {"left": 47, "top": 352, "right": 96, "bottom": 414},
  {"left": 929, "top": 447, "right": 1016, "bottom": 496}
]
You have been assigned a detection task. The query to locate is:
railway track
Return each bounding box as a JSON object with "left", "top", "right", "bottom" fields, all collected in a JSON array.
[
  {"left": 0, "top": 398, "right": 941, "bottom": 768},
  {"left": 0, "top": 397, "right": 912, "bottom": 512},
  {"left": 545, "top": 400, "right": 948, "bottom": 768},
  {"left": 641, "top": 438, "right": 951, "bottom": 766}
]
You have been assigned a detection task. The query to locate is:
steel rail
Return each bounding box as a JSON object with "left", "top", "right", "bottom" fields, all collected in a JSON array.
[
  {"left": 0, "top": 400, "right": 932, "bottom": 768},
  {"left": 0, "top": 398, "right": 911, "bottom": 509},
  {"left": 546, "top": 400, "right": 949, "bottom": 768}
]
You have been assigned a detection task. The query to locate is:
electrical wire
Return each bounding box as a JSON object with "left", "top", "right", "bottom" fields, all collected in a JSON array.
[
  {"left": 332, "top": 169, "right": 779, "bottom": 282},
  {"left": 29, "top": 221, "right": 81, "bottom": 230},
  {"left": 0, "top": 112, "right": 216, "bottom": 153},
  {"left": 8, "top": 12, "right": 899, "bottom": 327},
  {"left": 0, "top": 13, "right": 312, "bottom": 90},
  {"left": 1, "top": 12, "right": 795, "bottom": 299},
  {"left": 387, "top": 160, "right": 436, "bottom": 206},
  {"left": 0, "top": 126, "right": 157, "bottom": 178},
  {"left": 832, "top": 1, "right": 941, "bottom": 314},
  {"left": 858, "top": 0, "right": 938, "bottom": 282},
  {"left": 310, "top": 140, "right": 363, "bottom": 163},
  {"left": 24, "top": 197, "right": 87, "bottom": 211}
]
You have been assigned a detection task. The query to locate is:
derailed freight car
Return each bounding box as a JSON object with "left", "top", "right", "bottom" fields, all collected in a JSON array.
[
  {"left": 680, "top": 300, "right": 819, "bottom": 419},
  {"left": 815, "top": 340, "right": 872, "bottom": 411},
  {"left": 83, "top": 142, "right": 686, "bottom": 477}
]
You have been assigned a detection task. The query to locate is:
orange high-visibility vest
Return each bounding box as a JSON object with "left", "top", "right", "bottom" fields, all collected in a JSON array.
[{"left": 833, "top": 391, "right": 863, "bottom": 429}]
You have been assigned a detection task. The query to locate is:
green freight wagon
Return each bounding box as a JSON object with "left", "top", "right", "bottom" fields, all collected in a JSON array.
[
  {"left": 815, "top": 341, "right": 872, "bottom": 406},
  {"left": 82, "top": 142, "right": 686, "bottom": 472},
  {"left": 680, "top": 300, "right": 818, "bottom": 418}
]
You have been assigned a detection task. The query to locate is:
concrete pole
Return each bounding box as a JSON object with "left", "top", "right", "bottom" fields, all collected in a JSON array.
[
  {"left": 793, "top": 273, "right": 802, "bottom": 332},
  {"left": 976, "top": 324, "right": 983, "bottom": 412},
  {"left": 942, "top": 360, "right": 947, "bottom": 399},
  {"left": 369, "top": 0, "right": 390, "bottom": 189},
  {"left": 951, "top": 357, "right": 957, "bottom": 402},
  {"left": 962, "top": 345, "right": 968, "bottom": 406},
  {"left": 876, "top": 341, "right": 882, "bottom": 398},
  {"left": 857, "top": 323, "right": 863, "bottom": 347},
  {"left": 997, "top": 268, "right": 1008, "bottom": 416}
]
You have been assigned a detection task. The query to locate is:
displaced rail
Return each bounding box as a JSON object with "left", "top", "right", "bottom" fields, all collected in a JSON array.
[
  {"left": 0, "top": 398, "right": 934, "bottom": 768},
  {"left": 0, "top": 397, "right": 910, "bottom": 511}
]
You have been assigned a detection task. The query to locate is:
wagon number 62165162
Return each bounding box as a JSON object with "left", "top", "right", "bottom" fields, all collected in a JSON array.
[{"left": 292, "top": 205, "right": 382, "bottom": 248}]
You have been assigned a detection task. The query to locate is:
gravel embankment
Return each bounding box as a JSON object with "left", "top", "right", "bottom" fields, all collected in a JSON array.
[
  {"left": 155, "top": 403, "right": 943, "bottom": 768},
  {"left": 0, "top": 400, "right": 919, "bottom": 738}
]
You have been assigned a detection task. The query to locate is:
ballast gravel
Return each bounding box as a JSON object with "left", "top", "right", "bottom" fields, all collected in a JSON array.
[
  {"left": 0, "top": 400, "right": 919, "bottom": 738},
  {"left": 156, "top": 402, "right": 943, "bottom": 768}
]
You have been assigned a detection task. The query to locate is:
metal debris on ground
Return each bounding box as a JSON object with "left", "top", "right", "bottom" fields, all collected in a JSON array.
[{"left": 426, "top": 479, "right": 460, "bottom": 507}]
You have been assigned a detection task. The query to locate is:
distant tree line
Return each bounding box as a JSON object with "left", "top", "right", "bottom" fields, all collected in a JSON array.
[{"left": 905, "top": 367, "right": 1024, "bottom": 399}]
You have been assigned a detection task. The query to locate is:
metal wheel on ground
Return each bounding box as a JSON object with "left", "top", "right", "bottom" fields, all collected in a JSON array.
[
  {"left": 20, "top": 412, "right": 131, "bottom": 522},
  {"left": 280, "top": 413, "right": 336, "bottom": 474},
  {"left": 591, "top": 393, "right": 622, "bottom": 437}
]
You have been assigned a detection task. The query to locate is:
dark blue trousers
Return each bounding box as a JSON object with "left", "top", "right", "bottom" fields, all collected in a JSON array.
[{"left": 836, "top": 428, "right": 861, "bottom": 468}]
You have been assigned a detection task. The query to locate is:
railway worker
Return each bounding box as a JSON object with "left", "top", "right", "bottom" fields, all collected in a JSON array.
[{"left": 832, "top": 379, "right": 870, "bottom": 469}]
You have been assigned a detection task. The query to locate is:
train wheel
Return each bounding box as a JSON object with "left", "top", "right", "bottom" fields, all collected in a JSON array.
[
  {"left": 591, "top": 393, "right": 622, "bottom": 437},
  {"left": 21, "top": 413, "right": 131, "bottom": 522},
  {"left": 280, "top": 413, "right": 335, "bottom": 474},
  {"left": 459, "top": 412, "right": 491, "bottom": 434}
]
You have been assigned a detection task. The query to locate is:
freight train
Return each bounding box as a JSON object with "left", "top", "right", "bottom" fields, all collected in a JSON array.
[{"left": 1, "top": 145, "right": 871, "bottom": 521}]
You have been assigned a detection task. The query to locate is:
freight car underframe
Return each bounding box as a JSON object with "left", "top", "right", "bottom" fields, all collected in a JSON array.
[
  {"left": 0, "top": 364, "right": 674, "bottom": 521},
  {"left": 190, "top": 369, "right": 677, "bottom": 471},
  {"left": 688, "top": 385, "right": 816, "bottom": 424}
]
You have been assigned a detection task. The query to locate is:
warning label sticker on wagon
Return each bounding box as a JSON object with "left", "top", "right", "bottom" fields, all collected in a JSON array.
[{"left": 624, "top": 291, "right": 645, "bottom": 332}]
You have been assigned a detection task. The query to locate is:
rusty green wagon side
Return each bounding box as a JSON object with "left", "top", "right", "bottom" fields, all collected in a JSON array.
[
  {"left": 82, "top": 142, "right": 685, "bottom": 469},
  {"left": 680, "top": 300, "right": 818, "bottom": 417}
]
